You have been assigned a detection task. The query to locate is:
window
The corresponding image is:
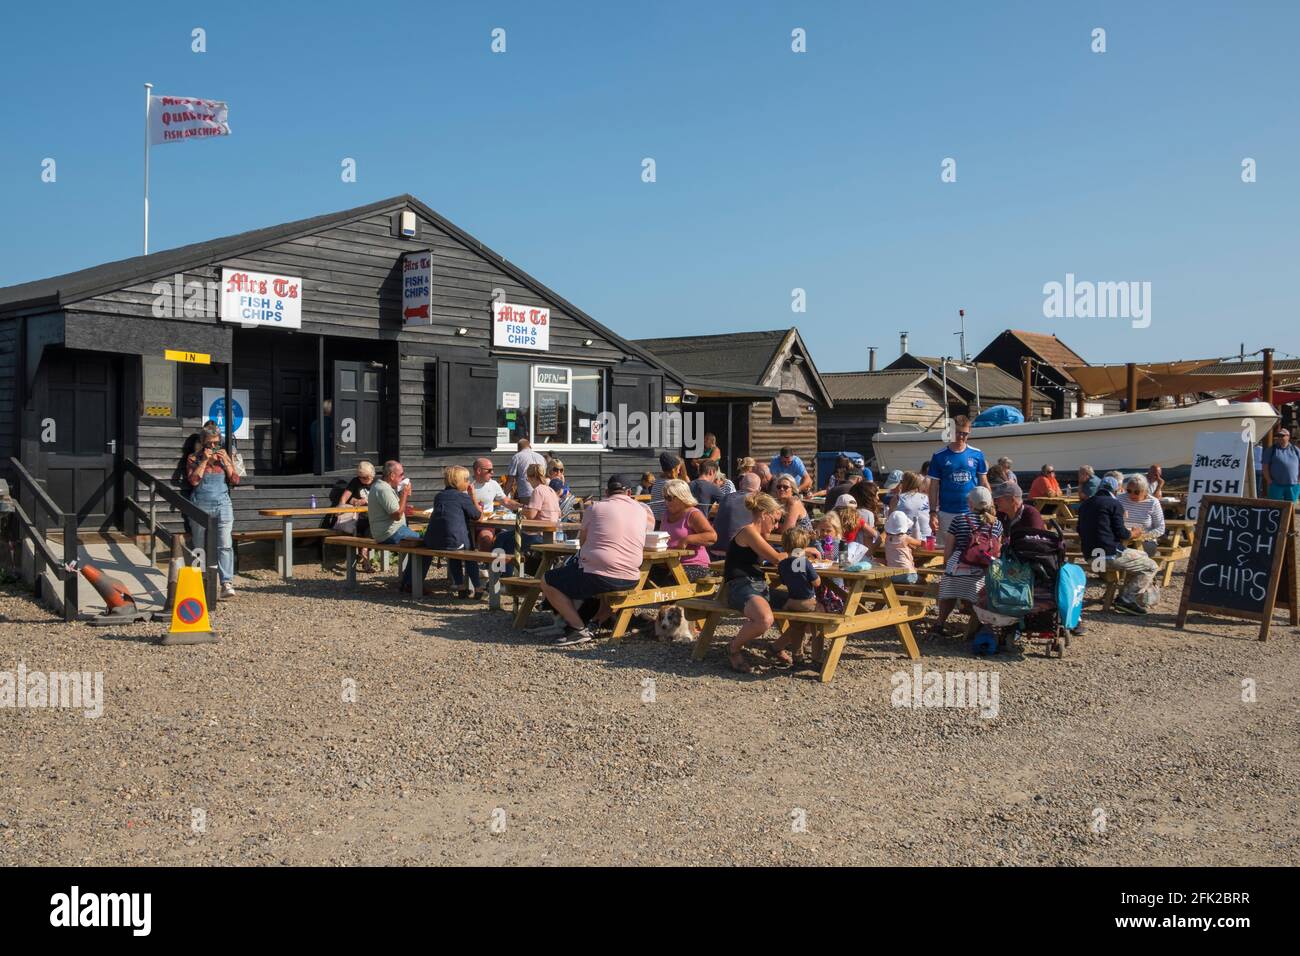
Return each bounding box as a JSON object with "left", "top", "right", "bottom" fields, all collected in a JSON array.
[
  {"left": 141, "top": 355, "right": 177, "bottom": 418},
  {"left": 497, "top": 361, "right": 604, "bottom": 449}
]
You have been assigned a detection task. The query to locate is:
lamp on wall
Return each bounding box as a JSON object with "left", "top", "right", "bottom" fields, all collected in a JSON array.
[
  {"left": 456, "top": 327, "right": 468, "bottom": 336},
  {"left": 583, "top": 338, "right": 593, "bottom": 347}
]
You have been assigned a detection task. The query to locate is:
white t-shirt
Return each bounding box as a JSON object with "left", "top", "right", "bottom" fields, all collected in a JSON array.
[{"left": 472, "top": 478, "right": 504, "bottom": 512}]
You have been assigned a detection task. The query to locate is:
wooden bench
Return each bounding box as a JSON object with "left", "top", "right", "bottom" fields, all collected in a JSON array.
[
  {"left": 233, "top": 527, "right": 336, "bottom": 574},
  {"left": 324, "top": 535, "right": 501, "bottom": 600}
]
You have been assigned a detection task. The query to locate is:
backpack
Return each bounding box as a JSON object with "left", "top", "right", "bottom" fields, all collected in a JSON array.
[
  {"left": 961, "top": 519, "right": 1002, "bottom": 567},
  {"left": 986, "top": 555, "right": 1035, "bottom": 616},
  {"left": 1055, "top": 563, "right": 1087, "bottom": 629}
]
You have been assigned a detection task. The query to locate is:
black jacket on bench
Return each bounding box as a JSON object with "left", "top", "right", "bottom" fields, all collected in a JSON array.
[
  {"left": 1077, "top": 486, "right": 1133, "bottom": 559},
  {"left": 424, "top": 488, "right": 480, "bottom": 551}
]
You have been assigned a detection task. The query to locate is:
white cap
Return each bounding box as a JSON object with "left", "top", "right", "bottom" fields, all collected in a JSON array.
[{"left": 834, "top": 494, "right": 856, "bottom": 509}]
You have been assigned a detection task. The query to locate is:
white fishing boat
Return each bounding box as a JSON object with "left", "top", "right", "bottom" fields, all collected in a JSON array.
[{"left": 871, "top": 399, "right": 1277, "bottom": 474}]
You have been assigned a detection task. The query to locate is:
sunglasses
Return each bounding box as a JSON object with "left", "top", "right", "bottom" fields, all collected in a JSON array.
[{"left": 955, "top": 431, "right": 971, "bottom": 438}]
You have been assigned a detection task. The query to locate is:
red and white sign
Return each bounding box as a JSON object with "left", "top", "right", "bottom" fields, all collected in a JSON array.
[
  {"left": 220, "top": 268, "right": 302, "bottom": 329},
  {"left": 493, "top": 301, "right": 550, "bottom": 351},
  {"left": 402, "top": 251, "right": 433, "bottom": 325},
  {"left": 149, "top": 95, "right": 231, "bottom": 146}
]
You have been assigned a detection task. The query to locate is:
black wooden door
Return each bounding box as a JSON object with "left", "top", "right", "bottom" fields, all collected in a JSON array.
[
  {"left": 333, "top": 360, "right": 382, "bottom": 470},
  {"left": 41, "top": 350, "right": 119, "bottom": 524},
  {"left": 275, "top": 369, "right": 318, "bottom": 474}
]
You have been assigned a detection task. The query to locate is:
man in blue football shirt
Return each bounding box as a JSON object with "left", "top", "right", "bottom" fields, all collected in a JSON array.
[{"left": 927, "top": 415, "right": 990, "bottom": 536}]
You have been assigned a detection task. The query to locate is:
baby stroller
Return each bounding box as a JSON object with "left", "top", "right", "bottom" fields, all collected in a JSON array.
[{"left": 973, "top": 526, "right": 1076, "bottom": 657}]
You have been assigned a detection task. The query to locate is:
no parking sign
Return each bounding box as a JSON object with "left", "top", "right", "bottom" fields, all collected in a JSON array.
[{"left": 201, "top": 388, "right": 250, "bottom": 440}]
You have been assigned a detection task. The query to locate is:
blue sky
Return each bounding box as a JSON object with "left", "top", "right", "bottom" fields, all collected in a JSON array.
[{"left": 1, "top": 1, "right": 1295, "bottom": 370}]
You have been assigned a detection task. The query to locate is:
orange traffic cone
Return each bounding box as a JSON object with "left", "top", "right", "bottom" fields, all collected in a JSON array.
[{"left": 79, "top": 562, "right": 151, "bottom": 626}]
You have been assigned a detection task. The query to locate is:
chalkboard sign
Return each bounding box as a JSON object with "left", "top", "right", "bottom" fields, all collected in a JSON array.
[
  {"left": 535, "top": 394, "right": 559, "bottom": 437},
  {"left": 1176, "top": 495, "right": 1297, "bottom": 640}
]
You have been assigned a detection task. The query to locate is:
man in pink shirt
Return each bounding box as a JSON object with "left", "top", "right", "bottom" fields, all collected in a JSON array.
[{"left": 539, "top": 474, "right": 652, "bottom": 646}]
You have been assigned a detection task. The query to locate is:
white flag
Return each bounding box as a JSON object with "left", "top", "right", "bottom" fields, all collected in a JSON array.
[{"left": 149, "top": 95, "right": 231, "bottom": 146}]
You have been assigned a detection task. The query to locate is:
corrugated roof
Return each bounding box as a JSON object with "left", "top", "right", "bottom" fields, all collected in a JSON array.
[
  {"left": 636, "top": 327, "right": 834, "bottom": 407},
  {"left": 822, "top": 369, "right": 928, "bottom": 402},
  {"left": 635, "top": 330, "right": 788, "bottom": 386},
  {"left": 1194, "top": 358, "right": 1300, "bottom": 375},
  {"left": 884, "top": 354, "right": 1051, "bottom": 403}
]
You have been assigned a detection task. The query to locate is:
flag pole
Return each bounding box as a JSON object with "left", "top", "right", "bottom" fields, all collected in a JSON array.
[{"left": 143, "top": 82, "right": 152, "bottom": 254}]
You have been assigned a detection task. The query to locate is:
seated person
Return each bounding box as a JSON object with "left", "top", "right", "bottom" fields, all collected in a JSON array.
[
  {"left": 689, "top": 459, "right": 728, "bottom": 512},
  {"left": 495, "top": 463, "right": 561, "bottom": 555},
  {"left": 404, "top": 465, "right": 481, "bottom": 598},
  {"left": 652, "top": 479, "right": 717, "bottom": 584},
  {"left": 1077, "top": 476, "right": 1159, "bottom": 616},
  {"left": 766, "top": 527, "right": 821, "bottom": 668},
  {"left": 539, "top": 474, "right": 653, "bottom": 647}
]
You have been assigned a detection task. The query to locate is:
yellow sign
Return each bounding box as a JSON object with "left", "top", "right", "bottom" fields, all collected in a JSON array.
[
  {"left": 164, "top": 349, "right": 211, "bottom": 365},
  {"left": 664, "top": 394, "right": 681, "bottom": 404},
  {"left": 169, "top": 566, "right": 213, "bottom": 634}
]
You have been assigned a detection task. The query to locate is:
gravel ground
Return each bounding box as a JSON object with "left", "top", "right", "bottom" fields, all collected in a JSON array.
[{"left": 1, "top": 558, "right": 1297, "bottom": 866}]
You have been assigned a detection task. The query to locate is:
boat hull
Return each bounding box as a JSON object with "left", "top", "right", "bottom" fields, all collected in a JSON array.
[{"left": 871, "top": 401, "right": 1278, "bottom": 474}]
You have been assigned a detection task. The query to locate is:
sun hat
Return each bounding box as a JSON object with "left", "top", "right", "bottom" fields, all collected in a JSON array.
[{"left": 885, "top": 511, "right": 911, "bottom": 535}]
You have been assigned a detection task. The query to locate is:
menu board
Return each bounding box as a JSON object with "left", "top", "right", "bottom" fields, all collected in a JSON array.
[
  {"left": 1176, "top": 495, "right": 1297, "bottom": 640},
  {"left": 535, "top": 394, "right": 559, "bottom": 437}
]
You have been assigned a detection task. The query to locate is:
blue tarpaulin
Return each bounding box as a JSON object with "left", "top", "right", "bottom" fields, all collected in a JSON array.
[{"left": 973, "top": 405, "right": 1024, "bottom": 427}]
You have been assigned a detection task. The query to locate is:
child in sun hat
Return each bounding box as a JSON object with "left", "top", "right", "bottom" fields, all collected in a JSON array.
[{"left": 884, "top": 509, "right": 925, "bottom": 585}]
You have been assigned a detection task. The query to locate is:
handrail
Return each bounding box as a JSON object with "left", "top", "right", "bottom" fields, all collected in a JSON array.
[
  {"left": 6, "top": 457, "right": 77, "bottom": 621},
  {"left": 122, "top": 457, "right": 218, "bottom": 610},
  {"left": 9, "top": 457, "right": 64, "bottom": 521}
]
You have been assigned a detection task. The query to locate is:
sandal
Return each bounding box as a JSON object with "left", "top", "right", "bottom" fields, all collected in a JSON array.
[
  {"left": 764, "top": 647, "right": 794, "bottom": 669},
  {"left": 729, "top": 651, "right": 762, "bottom": 674}
]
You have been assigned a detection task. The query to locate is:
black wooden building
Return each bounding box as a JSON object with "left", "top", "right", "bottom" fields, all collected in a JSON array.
[{"left": 0, "top": 195, "right": 687, "bottom": 534}]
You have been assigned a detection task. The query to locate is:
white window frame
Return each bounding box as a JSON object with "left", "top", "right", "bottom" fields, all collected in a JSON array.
[{"left": 494, "top": 362, "right": 608, "bottom": 453}]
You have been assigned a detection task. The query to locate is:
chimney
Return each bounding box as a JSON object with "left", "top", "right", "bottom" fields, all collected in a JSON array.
[
  {"left": 899, "top": 332, "right": 909, "bottom": 356},
  {"left": 868, "top": 347, "right": 877, "bottom": 372}
]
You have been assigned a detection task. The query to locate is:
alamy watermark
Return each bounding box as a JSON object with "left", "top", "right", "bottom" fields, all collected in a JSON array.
[
  {"left": 890, "top": 663, "right": 999, "bottom": 719},
  {"left": 1, "top": 662, "right": 103, "bottom": 719},
  {"left": 595, "top": 403, "right": 706, "bottom": 457},
  {"left": 1042, "top": 273, "right": 1151, "bottom": 329}
]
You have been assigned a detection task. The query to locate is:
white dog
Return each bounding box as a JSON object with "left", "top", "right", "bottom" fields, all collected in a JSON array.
[{"left": 652, "top": 605, "right": 694, "bottom": 642}]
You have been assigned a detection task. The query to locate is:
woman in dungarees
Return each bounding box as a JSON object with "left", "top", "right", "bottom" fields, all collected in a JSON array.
[{"left": 186, "top": 423, "right": 240, "bottom": 599}]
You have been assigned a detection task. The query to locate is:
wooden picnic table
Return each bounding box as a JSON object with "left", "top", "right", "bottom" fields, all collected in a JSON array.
[
  {"left": 684, "top": 562, "right": 925, "bottom": 682},
  {"left": 258, "top": 506, "right": 365, "bottom": 579},
  {"left": 502, "top": 542, "right": 716, "bottom": 637},
  {"left": 474, "top": 516, "right": 581, "bottom": 540},
  {"left": 258, "top": 505, "right": 432, "bottom": 578},
  {"left": 1032, "top": 496, "right": 1077, "bottom": 520}
]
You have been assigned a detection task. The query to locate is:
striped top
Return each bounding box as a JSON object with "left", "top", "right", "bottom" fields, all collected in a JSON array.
[{"left": 1116, "top": 494, "right": 1165, "bottom": 538}]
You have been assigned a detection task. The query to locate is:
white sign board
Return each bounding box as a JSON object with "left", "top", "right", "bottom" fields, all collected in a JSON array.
[
  {"left": 402, "top": 251, "right": 432, "bottom": 325},
  {"left": 1186, "top": 431, "right": 1250, "bottom": 522},
  {"left": 202, "top": 388, "right": 251, "bottom": 440},
  {"left": 220, "top": 268, "right": 302, "bottom": 329},
  {"left": 149, "top": 95, "right": 231, "bottom": 146},
  {"left": 493, "top": 302, "right": 550, "bottom": 351}
]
